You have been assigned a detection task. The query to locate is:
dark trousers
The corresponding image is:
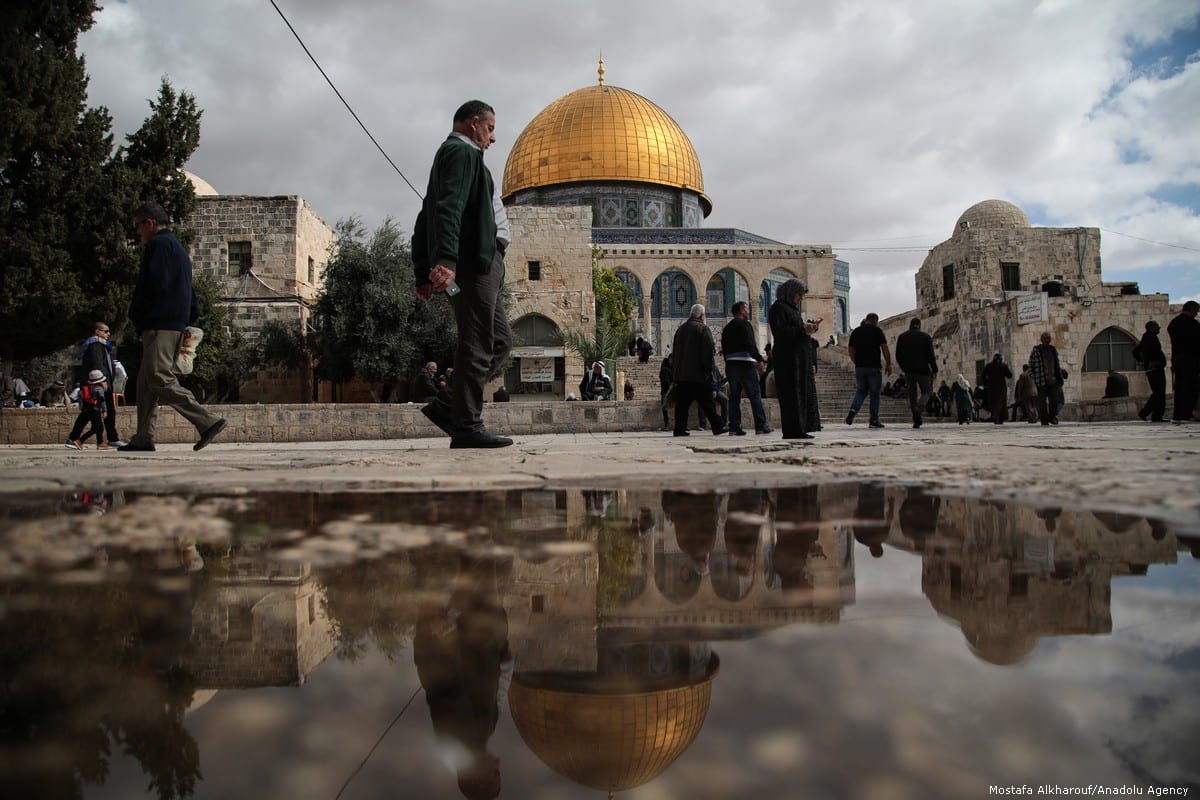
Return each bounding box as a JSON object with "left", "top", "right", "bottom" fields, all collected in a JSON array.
[
  {"left": 905, "top": 372, "right": 932, "bottom": 422},
  {"left": 1037, "top": 384, "right": 1062, "bottom": 424},
  {"left": 1171, "top": 358, "right": 1199, "bottom": 421},
  {"left": 673, "top": 381, "right": 722, "bottom": 435},
  {"left": 70, "top": 405, "right": 104, "bottom": 444},
  {"left": 448, "top": 250, "right": 511, "bottom": 436},
  {"left": 102, "top": 390, "right": 120, "bottom": 442},
  {"left": 1140, "top": 368, "right": 1166, "bottom": 421},
  {"left": 727, "top": 360, "right": 768, "bottom": 432}
]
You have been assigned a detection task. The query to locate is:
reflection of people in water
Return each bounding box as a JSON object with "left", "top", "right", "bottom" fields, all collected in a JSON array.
[
  {"left": 415, "top": 555, "right": 511, "bottom": 800},
  {"left": 897, "top": 488, "right": 941, "bottom": 551},
  {"left": 852, "top": 483, "right": 889, "bottom": 558},
  {"left": 725, "top": 489, "right": 766, "bottom": 577},
  {"left": 662, "top": 490, "right": 719, "bottom": 576},
  {"left": 773, "top": 486, "right": 824, "bottom": 589}
]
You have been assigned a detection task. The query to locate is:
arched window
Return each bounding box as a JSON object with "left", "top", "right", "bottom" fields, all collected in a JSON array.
[
  {"left": 705, "top": 274, "right": 726, "bottom": 316},
  {"left": 660, "top": 271, "right": 695, "bottom": 318},
  {"left": 1083, "top": 327, "right": 1137, "bottom": 372},
  {"left": 512, "top": 314, "right": 559, "bottom": 347}
]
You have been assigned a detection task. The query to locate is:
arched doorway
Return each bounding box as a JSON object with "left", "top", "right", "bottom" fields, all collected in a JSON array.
[
  {"left": 651, "top": 270, "right": 698, "bottom": 354},
  {"left": 507, "top": 314, "right": 566, "bottom": 398}
]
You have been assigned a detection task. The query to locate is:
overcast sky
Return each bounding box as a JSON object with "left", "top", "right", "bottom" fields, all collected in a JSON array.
[{"left": 79, "top": 0, "right": 1200, "bottom": 321}]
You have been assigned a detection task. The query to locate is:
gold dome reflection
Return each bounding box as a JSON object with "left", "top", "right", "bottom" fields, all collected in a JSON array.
[
  {"left": 508, "top": 653, "right": 718, "bottom": 793},
  {"left": 502, "top": 82, "right": 711, "bottom": 215}
]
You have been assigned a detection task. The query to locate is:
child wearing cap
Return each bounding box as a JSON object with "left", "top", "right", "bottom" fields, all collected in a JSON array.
[{"left": 66, "top": 370, "right": 109, "bottom": 450}]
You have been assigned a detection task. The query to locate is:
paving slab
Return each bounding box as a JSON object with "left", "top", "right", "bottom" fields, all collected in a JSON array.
[{"left": 3, "top": 421, "right": 1197, "bottom": 528}]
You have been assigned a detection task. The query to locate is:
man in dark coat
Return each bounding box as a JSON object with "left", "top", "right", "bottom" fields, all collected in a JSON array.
[
  {"left": 894, "top": 317, "right": 938, "bottom": 429},
  {"left": 121, "top": 202, "right": 226, "bottom": 453},
  {"left": 1167, "top": 300, "right": 1200, "bottom": 423},
  {"left": 1028, "top": 331, "right": 1064, "bottom": 426},
  {"left": 412, "top": 100, "right": 513, "bottom": 448},
  {"left": 981, "top": 353, "right": 1013, "bottom": 424},
  {"left": 1133, "top": 320, "right": 1166, "bottom": 422},
  {"left": 721, "top": 300, "right": 772, "bottom": 435},
  {"left": 79, "top": 321, "right": 123, "bottom": 444},
  {"left": 670, "top": 304, "right": 725, "bottom": 436}
]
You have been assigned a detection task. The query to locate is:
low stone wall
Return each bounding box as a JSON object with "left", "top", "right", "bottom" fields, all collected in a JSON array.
[
  {"left": 0, "top": 395, "right": 1148, "bottom": 446},
  {"left": 1, "top": 401, "right": 679, "bottom": 446}
]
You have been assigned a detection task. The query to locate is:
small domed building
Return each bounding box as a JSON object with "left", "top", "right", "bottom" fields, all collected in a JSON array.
[
  {"left": 500, "top": 61, "right": 850, "bottom": 398},
  {"left": 878, "top": 199, "right": 1174, "bottom": 410}
]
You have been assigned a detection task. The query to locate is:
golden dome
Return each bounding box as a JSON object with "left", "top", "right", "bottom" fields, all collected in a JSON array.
[
  {"left": 503, "top": 81, "right": 710, "bottom": 215},
  {"left": 508, "top": 674, "right": 716, "bottom": 792}
]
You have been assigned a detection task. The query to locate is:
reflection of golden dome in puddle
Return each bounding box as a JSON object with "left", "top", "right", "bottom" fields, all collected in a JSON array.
[
  {"left": 964, "top": 630, "right": 1041, "bottom": 666},
  {"left": 508, "top": 656, "right": 718, "bottom": 792},
  {"left": 502, "top": 76, "right": 710, "bottom": 215}
]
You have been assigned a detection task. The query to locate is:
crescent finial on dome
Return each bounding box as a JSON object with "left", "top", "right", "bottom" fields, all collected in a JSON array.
[{"left": 598, "top": 54, "right": 605, "bottom": 86}]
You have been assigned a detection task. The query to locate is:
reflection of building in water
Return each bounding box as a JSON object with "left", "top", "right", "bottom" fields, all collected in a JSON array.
[
  {"left": 186, "top": 553, "right": 334, "bottom": 687},
  {"left": 504, "top": 486, "right": 855, "bottom": 794},
  {"left": 908, "top": 496, "right": 1179, "bottom": 665}
]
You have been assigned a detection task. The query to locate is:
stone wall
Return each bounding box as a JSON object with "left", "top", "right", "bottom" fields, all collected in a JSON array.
[{"left": 0, "top": 394, "right": 1152, "bottom": 446}]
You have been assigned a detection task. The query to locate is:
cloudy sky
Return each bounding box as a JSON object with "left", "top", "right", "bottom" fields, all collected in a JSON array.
[{"left": 79, "top": 0, "right": 1200, "bottom": 320}]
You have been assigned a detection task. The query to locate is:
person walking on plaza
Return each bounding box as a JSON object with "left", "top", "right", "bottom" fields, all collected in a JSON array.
[
  {"left": 66, "top": 369, "right": 109, "bottom": 450},
  {"left": 894, "top": 317, "right": 938, "bottom": 429},
  {"left": 1012, "top": 364, "right": 1038, "bottom": 422},
  {"left": 721, "top": 300, "right": 772, "bottom": 435},
  {"left": 844, "top": 312, "right": 892, "bottom": 429},
  {"left": 768, "top": 279, "right": 821, "bottom": 440},
  {"left": 658, "top": 353, "right": 674, "bottom": 430},
  {"left": 670, "top": 304, "right": 725, "bottom": 437},
  {"left": 1133, "top": 320, "right": 1167, "bottom": 422},
  {"left": 413, "top": 100, "right": 514, "bottom": 448},
  {"left": 1029, "top": 331, "right": 1065, "bottom": 426},
  {"left": 120, "top": 202, "right": 226, "bottom": 453},
  {"left": 79, "top": 321, "right": 123, "bottom": 445},
  {"left": 1167, "top": 300, "right": 1200, "bottom": 424},
  {"left": 981, "top": 353, "right": 1013, "bottom": 424}
]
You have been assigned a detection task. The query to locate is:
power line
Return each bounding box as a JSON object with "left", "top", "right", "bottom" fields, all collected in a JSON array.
[
  {"left": 268, "top": 0, "right": 423, "bottom": 200},
  {"left": 1100, "top": 227, "right": 1200, "bottom": 253}
]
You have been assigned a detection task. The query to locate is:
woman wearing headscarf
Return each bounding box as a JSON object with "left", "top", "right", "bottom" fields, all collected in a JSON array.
[
  {"left": 953, "top": 374, "right": 974, "bottom": 424},
  {"left": 768, "top": 279, "right": 822, "bottom": 439}
]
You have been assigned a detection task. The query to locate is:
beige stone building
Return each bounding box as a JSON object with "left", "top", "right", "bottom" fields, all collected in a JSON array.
[
  {"left": 185, "top": 173, "right": 335, "bottom": 403},
  {"left": 877, "top": 199, "right": 1174, "bottom": 404},
  {"left": 499, "top": 64, "right": 849, "bottom": 398}
]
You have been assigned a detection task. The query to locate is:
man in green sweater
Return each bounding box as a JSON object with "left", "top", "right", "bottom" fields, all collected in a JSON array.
[{"left": 413, "top": 100, "right": 513, "bottom": 448}]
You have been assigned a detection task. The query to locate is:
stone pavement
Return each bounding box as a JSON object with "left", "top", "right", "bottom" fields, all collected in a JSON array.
[{"left": 2, "top": 421, "right": 1198, "bottom": 528}]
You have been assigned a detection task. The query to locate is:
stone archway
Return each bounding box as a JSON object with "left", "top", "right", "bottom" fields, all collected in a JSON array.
[{"left": 507, "top": 314, "right": 566, "bottom": 398}]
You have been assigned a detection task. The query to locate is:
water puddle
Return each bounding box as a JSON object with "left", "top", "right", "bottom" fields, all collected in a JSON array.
[{"left": 0, "top": 486, "right": 1196, "bottom": 798}]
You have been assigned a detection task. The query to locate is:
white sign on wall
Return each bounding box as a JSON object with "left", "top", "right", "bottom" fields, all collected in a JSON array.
[
  {"left": 520, "top": 357, "right": 555, "bottom": 382},
  {"left": 1016, "top": 293, "right": 1048, "bottom": 325}
]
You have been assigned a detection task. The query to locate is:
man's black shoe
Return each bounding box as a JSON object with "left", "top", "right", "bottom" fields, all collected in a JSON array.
[
  {"left": 117, "top": 442, "right": 156, "bottom": 452},
  {"left": 1048, "top": 417, "right": 1059, "bottom": 425},
  {"left": 673, "top": 431, "right": 690, "bottom": 437},
  {"left": 712, "top": 426, "right": 726, "bottom": 436},
  {"left": 194, "top": 418, "right": 228, "bottom": 451},
  {"left": 755, "top": 426, "right": 773, "bottom": 434},
  {"left": 420, "top": 401, "right": 454, "bottom": 436},
  {"left": 869, "top": 421, "right": 885, "bottom": 429},
  {"left": 730, "top": 428, "right": 747, "bottom": 436},
  {"left": 449, "top": 430, "right": 513, "bottom": 449},
  {"left": 783, "top": 433, "right": 814, "bottom": 440},
  {"left": 845, "top": 409, "right": 856, "bottom": 426}
]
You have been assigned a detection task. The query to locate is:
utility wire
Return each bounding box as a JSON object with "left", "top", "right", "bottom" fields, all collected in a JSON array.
[
  {"left": 1100, "top": 227, "right": 1200, "bottom": 253},
  {"left": 268, "top": 0, "right": 423, "bottom": 200},
  {"left": 334, "top": 685, "right": 424, "bottom": 800}
]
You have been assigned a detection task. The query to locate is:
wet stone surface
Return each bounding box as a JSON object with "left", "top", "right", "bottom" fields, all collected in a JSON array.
[{"left": 0, "top": 485, "right": 1197, "bottom": 799}]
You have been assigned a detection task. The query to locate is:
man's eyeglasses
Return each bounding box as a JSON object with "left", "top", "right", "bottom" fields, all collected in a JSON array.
[{"left": 97, "top": 329, "right": 110, "bottom": 335}]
